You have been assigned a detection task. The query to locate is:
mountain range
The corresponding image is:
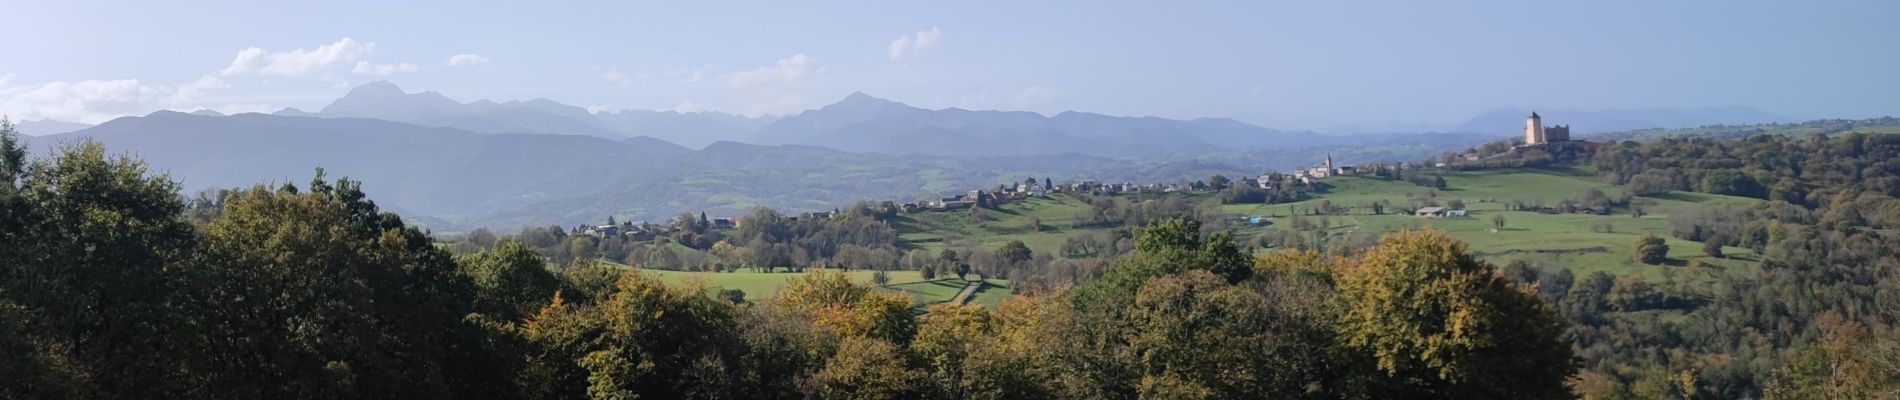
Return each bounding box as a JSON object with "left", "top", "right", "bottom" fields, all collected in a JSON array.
[{"left": 13, "top": 81, "right": 1809, "bottom": 230}]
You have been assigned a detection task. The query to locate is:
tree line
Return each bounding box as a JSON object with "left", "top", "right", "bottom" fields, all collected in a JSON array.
[
  {"left": 1, "top": 120, "right": 1581, "bottom": 399},
  {"left": 1445, "top": 131, "right": 1900, "bottom": 398}
]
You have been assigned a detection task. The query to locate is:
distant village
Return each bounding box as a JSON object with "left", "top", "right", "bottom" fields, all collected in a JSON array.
[
  {"left": 580, "top": 112, "right": 1583, "bottom": 240},
  {"left": 576, "top": 153, "right": 1411, "bottom": 241}
]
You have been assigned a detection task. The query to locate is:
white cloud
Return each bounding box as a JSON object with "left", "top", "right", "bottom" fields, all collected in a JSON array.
[
  {"left": 0, "top": 74, "right": 15, "bottom": 88},
  {"left": 1, "top": 79, "right": 164, "bottom": 123},
  {"left": 0, "top": 74, "right": 270, "bottom": 124},
  {"left": 447, "top": 53, "right": 490, "bottom": 66},
  {"left": 599, "top": 67, "right": 633, "bottom": 87},
  {"left": 681, "top": 69, "right": 705, "bottom": 84},
  {"left": 671, "top": 100, "right": 706, "bottom": 113},
  {"left": 888, "top": 27, "right": 943, "bottom": 60},
  {"left": 169, "top": 75, "right": 229, "bottom": 104},
  {"left": 726, "top": 54, "right": 823, "bottom": 89},
  {"left": 221, "top": 37, "right": 374, "bottom": 77},
  {"left": 352, "top": 61, "right": 418, "bottom": 76}
]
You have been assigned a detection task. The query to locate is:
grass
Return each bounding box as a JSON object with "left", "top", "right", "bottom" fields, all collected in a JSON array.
[
  {"left": 897, "top": 168, "right": 1768, "bottom": 283},
  {"left": 615, "top": 167, "right": 1766, "bottom": 308}
]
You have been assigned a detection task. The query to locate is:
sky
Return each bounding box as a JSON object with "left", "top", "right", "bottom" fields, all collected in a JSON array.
[{"left": 1, "top": 0, "right": 1896, "bottom": 131}]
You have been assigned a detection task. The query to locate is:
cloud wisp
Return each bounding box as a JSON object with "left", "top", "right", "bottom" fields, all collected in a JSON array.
[{"left": 888, "top": 27, "right": 943, "bottom": 60}]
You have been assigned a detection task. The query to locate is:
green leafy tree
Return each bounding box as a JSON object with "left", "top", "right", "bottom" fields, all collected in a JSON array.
[
  {"left": 1208, "top": 174, "right": 1230, "bottom": 190},
  {"left": 1125, "top": 271, "right": 1334, "bottom": 399},
  {"left": 999, "top": 240, "right": 1033, "bottom": 264},
  {"left": 459, "top": 239, "right": 562, "bottom": 320},
  {"left": 189, "top": 174, "right": 494, "bottom": 399},
  {"left": 1, "top": 138, "right": 198, "bottom": 398},
  {"left": 1335, "top": 230, "right": 1578, "bottom": 399}
]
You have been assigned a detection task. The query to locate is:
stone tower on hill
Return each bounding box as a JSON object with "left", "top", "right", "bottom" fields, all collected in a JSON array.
[{"left": 1524, "top": 112, "right": 1570, "bottom": 145}]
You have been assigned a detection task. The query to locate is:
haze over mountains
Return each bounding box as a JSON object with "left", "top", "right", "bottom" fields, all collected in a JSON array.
[{"left": 16, "top": 81, "right": 1811, "bottom": 230}]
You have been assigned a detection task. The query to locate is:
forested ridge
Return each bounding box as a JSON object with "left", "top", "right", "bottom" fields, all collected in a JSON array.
[{"left": 5, "top": 120, "right": 1900, "bottom": 399}]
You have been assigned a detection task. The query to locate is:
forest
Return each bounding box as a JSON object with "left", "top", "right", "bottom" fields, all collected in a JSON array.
[
  {"left": 0, "top": 121, "right": 1585, "bottom": 399},
  {"left": 6, "top": 121, "right": 1900, "bottom": 399}
]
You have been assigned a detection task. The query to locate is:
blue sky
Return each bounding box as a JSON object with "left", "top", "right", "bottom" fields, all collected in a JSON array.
[{"left": 2, "top": 0, "right": 1895, "bottom": 131}]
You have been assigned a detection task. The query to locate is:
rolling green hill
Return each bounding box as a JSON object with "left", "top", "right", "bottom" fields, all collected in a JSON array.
[
  {"left": 611, "top": 166, "right": 1766, "bottom": 310},
  {"left": 898, "top": 167, "right": 1764, "bottom": 282}
]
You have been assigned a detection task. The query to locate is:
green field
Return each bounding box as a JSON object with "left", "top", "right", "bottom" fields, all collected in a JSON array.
[
  {"left": 619, "top": 167, "right": 1765, "bottom": 309},
  {"left": 596, "top": 260, "right": 1011, "bottom": 309},
  {"left": 898, "top": 168, "right": 1766, "bottom": 282}
]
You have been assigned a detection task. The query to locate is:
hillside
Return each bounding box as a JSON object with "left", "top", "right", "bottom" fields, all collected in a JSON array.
[
  {"left": 1586, "top": 116, "right": 1900, "bottom": 141},
  {"left": 898, "top": 168, "right": 1762, "bottom": 282}
]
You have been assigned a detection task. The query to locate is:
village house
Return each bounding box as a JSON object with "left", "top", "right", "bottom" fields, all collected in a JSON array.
[
  {"left": 583, "top": 224, "right": 620, "bottom": 238},
  {"left": 1414, "top": 207, "right": 1467, "bottom": 218}
]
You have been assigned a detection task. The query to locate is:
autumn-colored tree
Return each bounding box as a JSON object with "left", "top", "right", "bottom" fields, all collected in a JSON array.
[
  {"left": 1634, "top": 234, "right": 1669, "bottom": 264},
  {"left": 810, "top": 336, "right": 926, "bottom": 399},
  {"left": 1253, "top": 248, "right": 1331, "bottom": 281},
  {"left": 914, "top": 303, "right": 995, "bottom": 399},
  {"left": 1335, "top": 230, "right": 1578, "bottom": 399},
  {"left": 573, "top": 271, "right": 742, "bottom": 399},
  {"left": 775, "top": 270, "right": 917, "bottom": 345}
]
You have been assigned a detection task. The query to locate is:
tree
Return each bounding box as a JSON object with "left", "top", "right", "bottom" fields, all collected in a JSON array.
[
  {"left": 190, "top": 174, "right": 495, "bottom": 399},
  {"left": 555, "top": 270, "right": 742, "bottom": 399},
  {"left": 2, "top": 133, "right": 194, "bottom": 396},
  {"left": 2, "top": 139, "right": 199, "bottom": 398},
  {"left": 459, "top": 240, "right": 562, "bottom": 320},
  {"left": 1491, "top": 214, "right": 1506, "bottom": 230},
  {"left": 1335, "top": 230, "right": 1578, "bottom": 399},
  {"left": 1701, "top": 236, "right": 1726, "bottom": 259},
  {"left": 468, "top": 228, "right": 499, "bottom": 249},
  {"left": 1124, "top": 270, "right": 1334, "bottom": 398},
  {"left": 810, "top": 336, "right": 926, "bottom": 399},
  {"left": 1605, "top": 276, "right": 1655, "bottom": 311},
  {"left": 1208, "top": 174, "right": 1231, "bottom": 190},
  {"left": 999, "top": 240, "right": 1033, "bottom": 264},
  {"left": 913, "top": 304, "right": 994, "bottom": 399},
  {"left": 1634, "top": 234, "right": 1669, "bottom": 264}
]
